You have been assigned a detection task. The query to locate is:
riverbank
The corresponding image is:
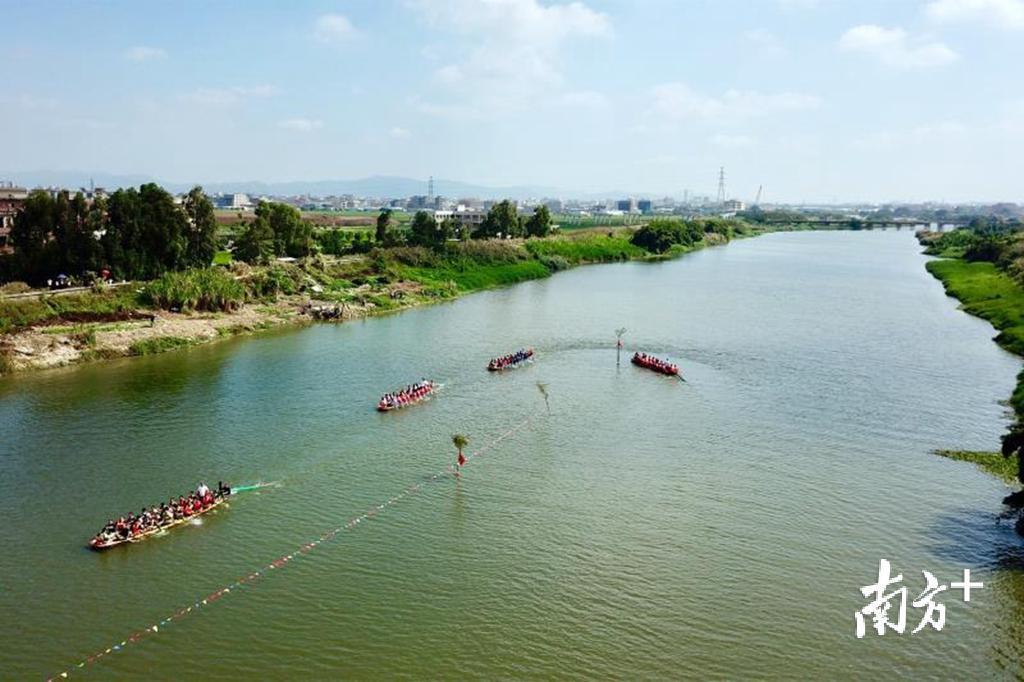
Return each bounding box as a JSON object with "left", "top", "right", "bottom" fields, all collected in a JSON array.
[
  {"left": 919, "top": 231, "right": 1024, "bottom": 502},
  {"left": 0, "top": 228, "right": 744, "bottom": 376}
]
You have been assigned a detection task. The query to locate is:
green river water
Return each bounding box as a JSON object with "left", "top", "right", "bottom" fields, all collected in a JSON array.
[{"left": 2, "top": 230, "right": 1024, "bottom": 679}]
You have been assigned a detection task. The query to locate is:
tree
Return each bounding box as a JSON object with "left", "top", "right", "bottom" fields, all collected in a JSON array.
[
  {"left": 525, "top": 205, "right": 552, "bottom": 238},
  {"left": 10, "top": 190, "right": 57, "bottom": 282},
  {"left": 235, "top": 217, "right": 275, "bottom": 264},
  {"left": 474, "top": 200, "right": 522, "bottom": 239},
  {"left": 376, "top": 209, "right": 393, "bottom": 244},
  {"left": 183, "top": 186, "right": 218, "bottom": 267},
  {"left": 255, "top": 201, "right": 312, "bottom": 258},
  {"left": 409, "top": 210, "right": 439, "bottom": 247},
  {"left": 439, "top": 217, "right": 459, "bottom": 242}
]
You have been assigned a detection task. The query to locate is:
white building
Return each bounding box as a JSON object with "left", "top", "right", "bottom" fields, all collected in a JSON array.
[{"left": 434, "top": 206, "right": 487, "bottom": 231}]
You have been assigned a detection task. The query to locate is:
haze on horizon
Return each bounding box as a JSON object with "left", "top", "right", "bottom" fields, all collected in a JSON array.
[{"left": 2, "top": 0, "right": 1023, "bottom": 204}]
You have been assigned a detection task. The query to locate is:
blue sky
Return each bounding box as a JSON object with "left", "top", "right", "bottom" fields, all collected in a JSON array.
[{"left": 2, "top": 0, "right": 1023, "bottom": 202}]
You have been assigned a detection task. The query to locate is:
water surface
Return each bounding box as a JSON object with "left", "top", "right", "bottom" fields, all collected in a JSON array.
[{"left": 2, "top": 230, "right": 1022, "bottom": 679}]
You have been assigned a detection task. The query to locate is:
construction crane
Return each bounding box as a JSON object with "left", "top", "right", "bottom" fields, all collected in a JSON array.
[{"left": 754, "top": 185, "right": 763, "bottom": 206}]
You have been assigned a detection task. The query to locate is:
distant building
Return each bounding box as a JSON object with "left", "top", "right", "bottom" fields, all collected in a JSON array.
[
  {"left": 215, "top": 193, "right": 253, "bottom": 211},
  {"left": 434, "top": 206, "right": 487, "bottom": 233},
  {"left": 0, "top": 182, "right": 29, "bottom": 253},
  {"left": 637, "top": 199, "right": 653, "bottom": 214},
  {"left": 616, "top": 198, "right": 638, "bottom": 213},
  {"left": 723, "top": 199, "right": 746, "bottom": 212},
  {"left": 408, "top": 195, "right": 431, "bottom": 210}
]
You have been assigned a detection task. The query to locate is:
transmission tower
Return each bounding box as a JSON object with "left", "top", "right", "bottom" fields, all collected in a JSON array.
[
  {"left": 427, "top": 175, "right": 435, "bottom": 203},
  {"left": 716, "top": 167, "right": 726, "bottom": 205}
]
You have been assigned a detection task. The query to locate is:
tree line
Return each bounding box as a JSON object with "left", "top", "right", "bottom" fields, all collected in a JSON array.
[
  {"left": 4, "top": 184, "right": 217, "bottom": 285},
  {"left": 1, "top": 185, "right": 556, "bottom": 283}
]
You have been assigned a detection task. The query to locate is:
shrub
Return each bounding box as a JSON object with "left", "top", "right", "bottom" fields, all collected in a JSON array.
[
  {"left": 129, "top": 336, "right": 194, "bottom": 355},
  {"left": 0, "top": 281, "right": 31, "bottom": 295},
  {"left": 538, "top": 254, "right": 571, "bottom": 271},
  {"left": 142, "top": 268, "right": 245, "bottom": 312},
  {"left": 247, "top": 265, "right": 302, "bottom": 299}
]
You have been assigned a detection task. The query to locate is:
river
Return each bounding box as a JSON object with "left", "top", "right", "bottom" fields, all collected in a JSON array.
[{"left": 2, "top": 230, "right": 1023, "bottom": 679}]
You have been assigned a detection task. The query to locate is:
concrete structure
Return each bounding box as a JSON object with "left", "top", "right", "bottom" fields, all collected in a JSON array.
[
  {"left": 723, "top": 199, "right": 746, "bottom": 212},
  {"left": 215, "top": 193, "right": 253, "bottom": 211},
  {"left": 0, "top": 183, "right": 28, "bottom": 253},
  {"left": 434, "top": 206, "right": 486, "bottom": 232}
]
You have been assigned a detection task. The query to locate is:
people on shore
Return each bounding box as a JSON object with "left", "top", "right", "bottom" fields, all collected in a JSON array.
[
  {"left": 91, "top": 483, "right": 229, "bottom": 546},
  {"left": 631, "top": 352, "right": 678, "bottom": 375},
  {"left": 487, "top": 348, "right": 534, "bottom": 371},
  {"left": 377, "top": 380, "right": 435, "bottom": 411}
]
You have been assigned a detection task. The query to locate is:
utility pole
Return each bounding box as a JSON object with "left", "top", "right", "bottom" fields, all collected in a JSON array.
[{"left": 615, "top": 328, "right": 627, "bottom": 366}]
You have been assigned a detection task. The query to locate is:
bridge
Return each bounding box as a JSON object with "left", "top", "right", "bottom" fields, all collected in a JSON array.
[{"left": 760, "top": 218, "right": 967, "bottom": 231}]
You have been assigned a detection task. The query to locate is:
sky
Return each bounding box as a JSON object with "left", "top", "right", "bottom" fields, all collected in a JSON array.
[{"left": 2, "top": 0, "right": 1023, "bottom": 203}]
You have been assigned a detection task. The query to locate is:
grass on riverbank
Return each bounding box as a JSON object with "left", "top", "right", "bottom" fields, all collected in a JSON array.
[
  {"left": 934, "top": 450, "right": 1020, "bottom": 483},
  {"left": 0, "top": 288, "right": 142, "bottom": 335},
  {"left": 926, "top": 259, "right": 1024, "bottom": 356}
]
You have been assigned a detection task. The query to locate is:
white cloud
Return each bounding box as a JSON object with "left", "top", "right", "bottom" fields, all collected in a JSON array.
[
  {"left": 314, "top": 14, "right": 357, "bottom": 43},
  {"left": 182, "top": 85, "right": 276, "bottom": 106},
  {"left": 279, "top": 118, "right": 323, "bottom": 132},
  {"left": 412, "top": 0, "right": 611, "bottom": 116},
  {"left": 651, "top": 82, "right": 821, "bottom": 121},
  {"left": 925, "top": 0, "right": 1024, "bottom": 29},
  {"left": 838, "top": 25, "right": 958, "bottom": 68},
  {"left": 557, "top": 90, "right": 610, "bottom": 108},
  {"left": 743, "top": 28, "right": 786, "bottom": 57},
  {"left": 389, "top": 126, "right": 411, "bottom": 139},
  {"left": 124, "top": 46, "right": 167, "bottom": 62},
  {"left": 711, "top": 134, "right": 756, "bottom": 148}
]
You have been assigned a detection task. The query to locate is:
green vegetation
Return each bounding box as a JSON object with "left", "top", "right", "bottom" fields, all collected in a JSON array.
[
  {"left": 926, "top": 259, "right": 1024, "bottom": 355},
  {"left": 5, "top": 183, "right": 217, "bottom": 285},
  {"left": 213, "top": 250, "right": 233, "bottom": 266},
  {"left": 129, "top": 336, "right": 195, "bottom": 356},
  {"left": 631, "top": 217, "right": 740, "bottom": 253},
  {"left": 920, "top": 223, "right": 1024, "bottom": 498},
  {"left": 390, "top": 242, "right": 551, "bottom": 293},
  {"left": 0, "top": 288, "right": 140, "bottom": 335},
  {"left": 934, "top": 450, "right": 1020, "bottom": 484},
  {"left": 525, "top": 232, "right": 643, "bottom": 263},
  {"left": 142, "top": 268, "right": 246, "bottom": 313}
]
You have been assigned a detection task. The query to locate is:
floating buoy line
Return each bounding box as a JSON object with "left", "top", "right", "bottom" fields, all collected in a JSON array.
[{"left": 47, "top": 412, "right": 538, "bottom": 680}]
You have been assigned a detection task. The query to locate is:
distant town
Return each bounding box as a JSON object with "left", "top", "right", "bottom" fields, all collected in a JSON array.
[{"left": 3, "top": 172, "right": 1022, "bottom": 256}]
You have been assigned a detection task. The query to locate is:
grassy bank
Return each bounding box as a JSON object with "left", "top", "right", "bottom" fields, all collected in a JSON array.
[
  {"left": 0, "top": 226, "right": 750, "bottom": 375},
  {"left": 934, "top": 450, "right": 1020, "bottom": 483},
  {"left": 926, "top": 259, "right": 1024, "bottom": 355},
  {"left": 922, "top": 231, "right": 1024, "bottom": 494}
]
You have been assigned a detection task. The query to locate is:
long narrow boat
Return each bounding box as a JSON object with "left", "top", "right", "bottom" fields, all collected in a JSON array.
[
  {"left": 377, "top": 380, "right": 439, "bottom": 412},
  {"left": 487, "top": 348, "right": 535, "bottom": 372},
  {"left": 631, "top": 352, "right": 679, "bottom": 376},
  {"left": 89, "top": 495, "right": 229, "bottom": 550}
]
